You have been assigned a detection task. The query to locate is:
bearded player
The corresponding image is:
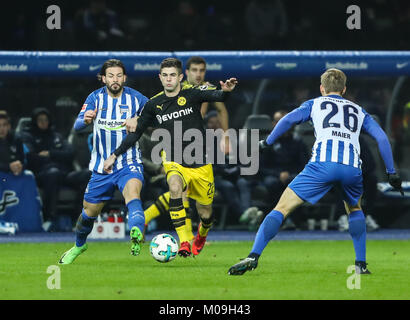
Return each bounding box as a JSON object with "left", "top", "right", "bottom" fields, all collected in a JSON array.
[{"left": 59, "top": 59, "right": 148, "bottom": 264}]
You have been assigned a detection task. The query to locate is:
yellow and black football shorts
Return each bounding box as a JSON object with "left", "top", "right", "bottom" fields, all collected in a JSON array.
[{"left": 162, "top": 161, "right": 215, "bottom": 206}]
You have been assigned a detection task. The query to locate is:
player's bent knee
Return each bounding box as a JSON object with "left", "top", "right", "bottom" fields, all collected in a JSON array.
[
  {"left": 344, "top": 198, "right": 362, "bottom": 214},
  {"left": 83, "top": 200, "right": 104, "bottom": 217},
  {"left": 345, "top": 203, "right": 362, "bottom": 214},
  {"left": 274, "top": 187, "right": 304, "bottom": 217},
  {"left": 122, "top": 179, "right": 142, "bottom": 203},
  {"left": 169, "top": 184, "right": 183, "bottom": 198},
  {"left": 273, "top": 205, "right": 290, "bottom": 218},
  {"left": 123, "top": 178, "right": 142, "bottom": 194},
  {"left": 168, "top": 176, "right": 184, "bottom": 198},
  {"left": 196, "top": 203, "right": 212, "bottom": 219}
]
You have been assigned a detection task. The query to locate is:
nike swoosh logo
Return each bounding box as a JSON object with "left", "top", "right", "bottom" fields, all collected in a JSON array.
[
  {"left": 251, "top": 64, "right": 264, "bottom": 70},
  {"left": 58, "top": 253, "right": 66, "bottom": 264},
  {"left": 156, "top": 104, "right": 163, "bottom": 110},
  {"left": 89, "top": 65, "right": 102, "bottom": 71},
  {"left": 396, "top": 62, "right": 408, "bottom": 69}
]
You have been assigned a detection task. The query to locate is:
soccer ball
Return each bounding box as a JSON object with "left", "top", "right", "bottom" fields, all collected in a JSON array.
[{"left": 150, "top": 233, "right": 179, "bottom": 263}]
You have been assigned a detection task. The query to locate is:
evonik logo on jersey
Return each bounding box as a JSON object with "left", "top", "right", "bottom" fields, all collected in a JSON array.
[{"left": 156, "top": 107, "right": 194, "bottom": 124}]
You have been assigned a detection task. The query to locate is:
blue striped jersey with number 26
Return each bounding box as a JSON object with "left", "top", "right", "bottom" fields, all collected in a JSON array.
[
  {"left": 266, "top": 94, "right": 396, "bottom": 174},
  {"left": 307, "top": 95, "right": 365, "bottom": 168}
]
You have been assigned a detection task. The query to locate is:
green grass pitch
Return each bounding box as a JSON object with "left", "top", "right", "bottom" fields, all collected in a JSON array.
[{"left": 1, "top": 240, "right": 409, "bottom": 300}]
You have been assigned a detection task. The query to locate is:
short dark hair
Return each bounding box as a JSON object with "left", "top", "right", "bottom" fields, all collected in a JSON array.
[
  {"left": 186, "top": 56, "right": 206, "bottom": 70},
  {"left": 98, "top": 59, "right": 126, "bottom": 81},
  {"left": 160, "top": 58, "right": 183, "bottom": 74},
  {"left": 0, "top": 110, "right": 10, "bottom": 123}
]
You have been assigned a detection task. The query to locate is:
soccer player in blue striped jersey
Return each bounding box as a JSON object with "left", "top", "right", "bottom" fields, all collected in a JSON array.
[
  {"left": 228, "top": 68, "right": 403, "bottom": 275},
  {"left": 59, "top": 59, "right": 148, "bottom": 264}
]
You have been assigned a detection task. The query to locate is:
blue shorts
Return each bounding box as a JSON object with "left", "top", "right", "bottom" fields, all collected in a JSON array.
[
  {"left": 288, "top": 162, "right": 363, "bottom": 206},
  {"left": 84, "top": 163, "right": 144, "bottom": 204}
]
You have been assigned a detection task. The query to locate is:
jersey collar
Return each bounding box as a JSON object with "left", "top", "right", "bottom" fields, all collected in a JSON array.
[{"left": 327, "top": 94, "right": 344, "bottom": 99}]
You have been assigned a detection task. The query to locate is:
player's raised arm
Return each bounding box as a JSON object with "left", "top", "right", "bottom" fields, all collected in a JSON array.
[
  {"left": 74, "top": 93, "right": 98, "bottom": 131},
  {"left": 220, "top": 78, "right": 238, "bottom": 92},
  {"left": 361, "top": 113, "right": 403, "bottom": 195},
  {"left": 260, "top": 100, "right": 313, "bottom": 150},
  {"left": 194, "top": 78, "right": 238, "bottom": 103}
]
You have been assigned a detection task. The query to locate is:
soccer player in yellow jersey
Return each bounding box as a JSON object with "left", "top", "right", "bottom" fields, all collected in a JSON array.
[
  {"left": 143, "top": 56, "right": 231, "bottom": 244},
  {"left": 104, "top": 58, "right": 237, "bottom": 257}
]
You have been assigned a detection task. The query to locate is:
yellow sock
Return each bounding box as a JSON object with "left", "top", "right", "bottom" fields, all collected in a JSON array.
[
  {"left": 144, "top": 192, "right": 170, "bottom": 224},
  {"left": 144, "top": 205, "right": 160, "bottom": 225},
  {"left": 183, "top": 200, "right": 194, "bottom": 240},
  {"left": 199, "top": 217, "right": 213, "bottom": 237},
  {"left": 169, "top": 198, "right": 190, "bottom": 243}
]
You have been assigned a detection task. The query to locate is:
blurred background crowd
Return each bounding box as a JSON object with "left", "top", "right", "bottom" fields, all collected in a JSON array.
[
  {"left": 1, "top": 0, "right": 410, "bottom": 234},
  {"left": 2, "top": 0, "right": 410, "bottom": 51}
]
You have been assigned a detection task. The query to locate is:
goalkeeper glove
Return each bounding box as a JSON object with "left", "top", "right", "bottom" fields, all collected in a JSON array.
[{"left": 388, "top": 173, "right": 404, "bottom": 196}]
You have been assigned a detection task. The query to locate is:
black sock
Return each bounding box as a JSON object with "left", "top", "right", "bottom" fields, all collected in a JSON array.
[{"left": 248, "top": 252, "right": 260, "bottom": 260}]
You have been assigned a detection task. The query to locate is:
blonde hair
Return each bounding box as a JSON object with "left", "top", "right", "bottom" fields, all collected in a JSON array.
[{"left": 320, "top": 68, "right": 346, "bottom": 94}]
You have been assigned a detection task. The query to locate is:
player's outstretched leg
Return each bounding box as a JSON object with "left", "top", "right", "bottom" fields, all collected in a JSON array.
[
  {"left": 59, "top": 244, "right": 88, "bottom": 265},
  {"left": 178, "top": 240, "right": 192, "bottom": 257},
  {"left": 130, "top": 226, "right": 143, "bottom": 256},
  {"left": 127, "top": 199, "right": 145, "bottom": 256},
  {"left": 347, "top": 210, "right": 371, "bottom": 274},
  {"left": 192, "top": 217, "right": 213, "bottom": 256},
  {"left": 228, "top": 187, "right": 302, "bottom": 275},
  {"left": 184, "top": 201, "right": 195, "bottom": 241},
  {"left": 228, "top": 209, "right": 284, "bottom": 275},
  {"left": 170, "top": 199, "right": 191, "bottom": 257},
  {"left": 355, "top": 261, "right": 371, "bottom": 274},
  {"left": 59, "top": 209, "right": 95, "bottom": 264},
  {"left": 174, "top": 201, "right": 195, "bottom": 256},
  {"left": 228, "top": 255, "right": 259, "bottom": 275},
  {"left": 166, "top": 174, "right": 193, "bottom": 257},
  {"left": 143, "top": 192, "right": 170, "bottom": 239},
  {"left": 168, "top": 197, "right": 191, "bottom": 257},
  {"left": 192, "top": 202, "right": 214, "bottom": 256}
]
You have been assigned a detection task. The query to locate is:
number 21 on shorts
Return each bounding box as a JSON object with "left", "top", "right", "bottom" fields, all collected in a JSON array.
[{"left": 129, "top": 165, "right": 142, "bottom": 174}]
